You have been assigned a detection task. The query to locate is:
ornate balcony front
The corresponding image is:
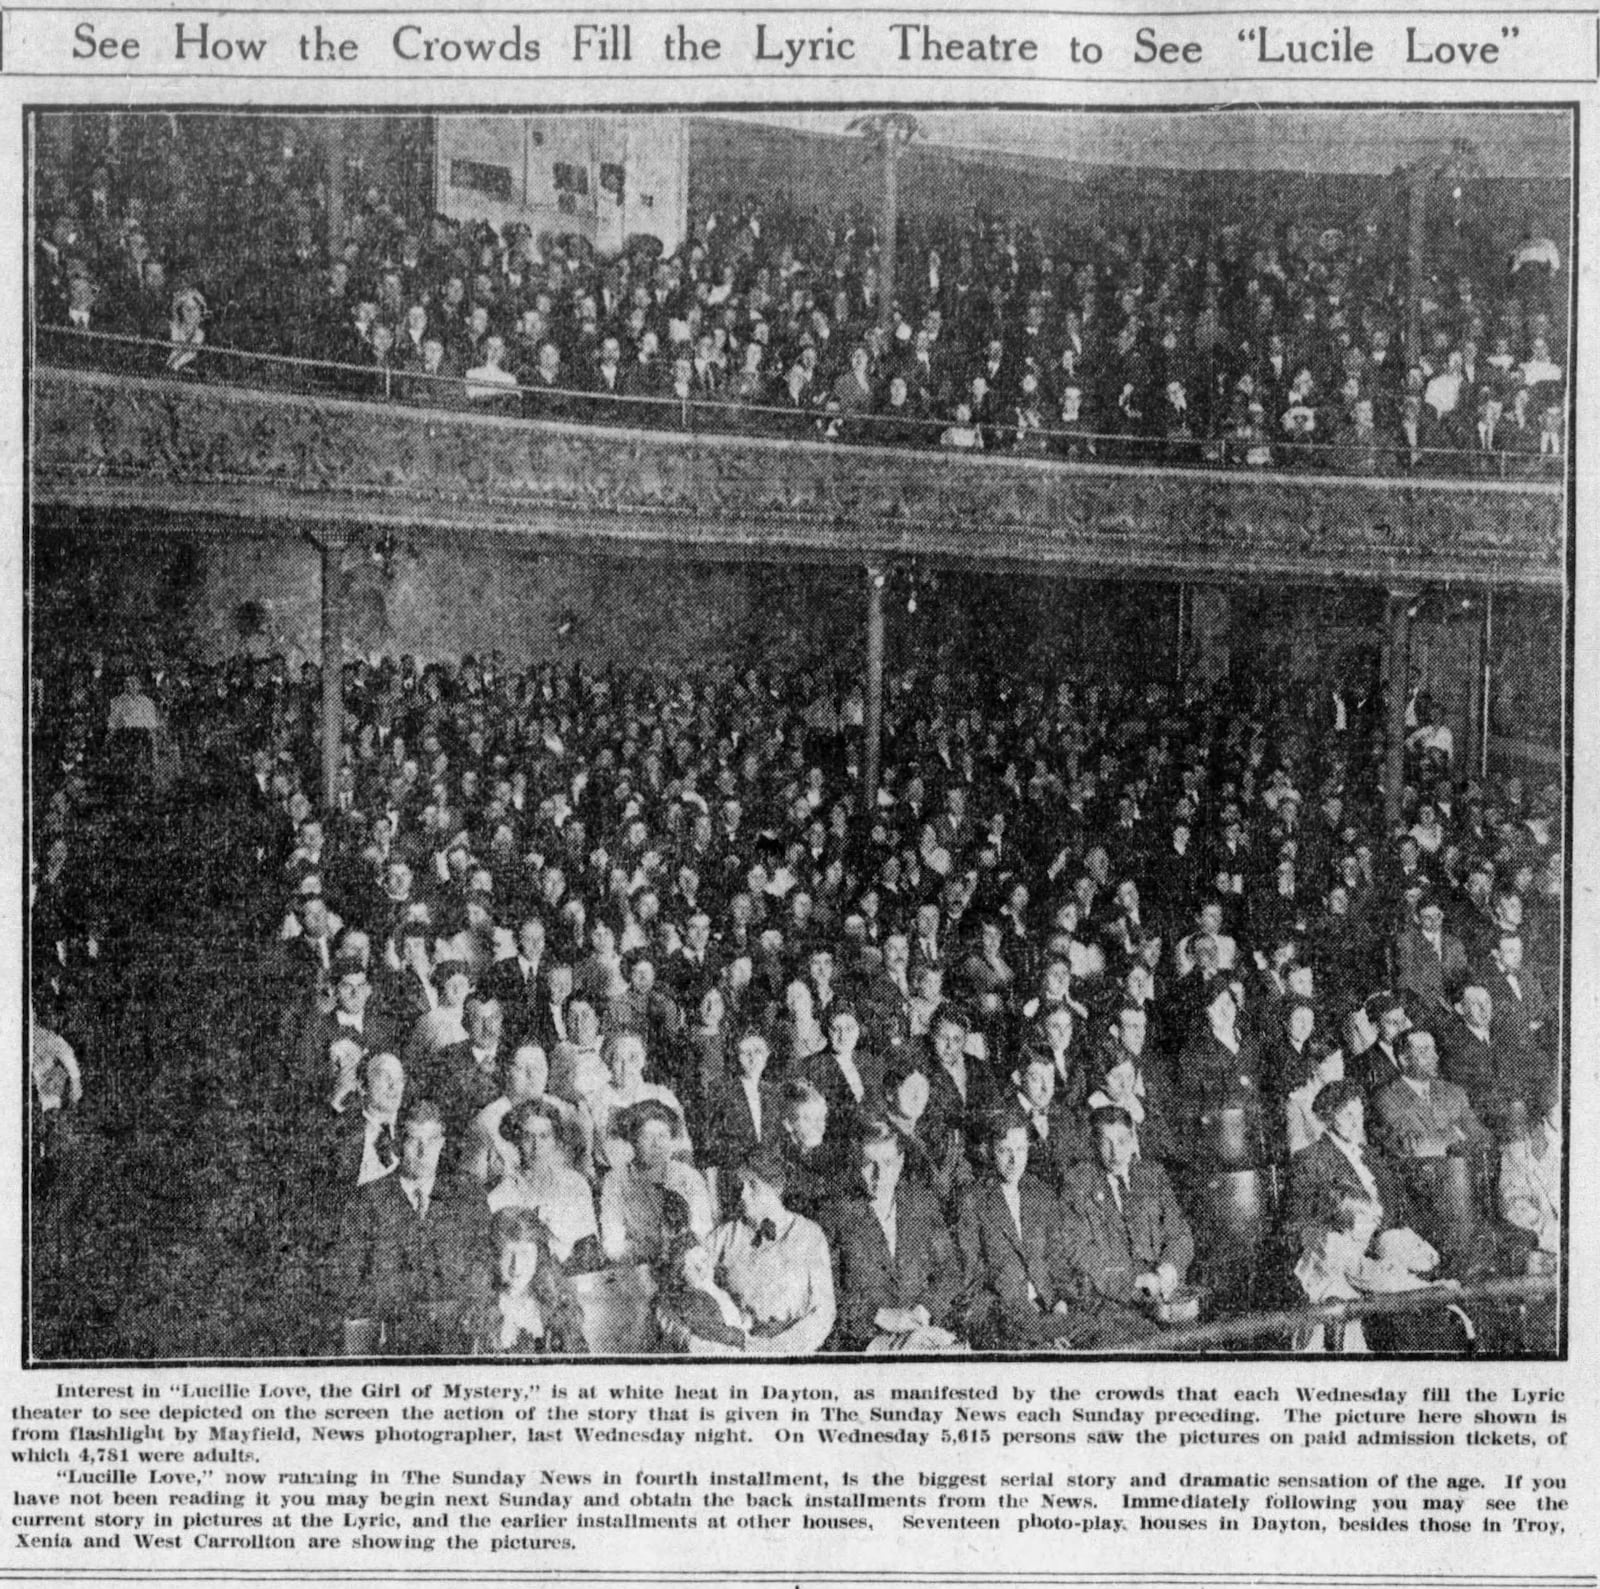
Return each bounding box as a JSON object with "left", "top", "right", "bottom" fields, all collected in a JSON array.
[{"left": 33, "top": 368, "right": 1564, "bottom": 590}]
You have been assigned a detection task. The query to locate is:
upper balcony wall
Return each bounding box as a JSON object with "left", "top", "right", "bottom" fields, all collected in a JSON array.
[{"left": 33, "top": 369, "right": 1563, "bottom": 590}]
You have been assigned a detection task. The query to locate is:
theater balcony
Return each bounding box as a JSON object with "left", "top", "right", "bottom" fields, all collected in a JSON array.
[{"left": 32, "top": 365, "right": 1562, "bottom": 592}]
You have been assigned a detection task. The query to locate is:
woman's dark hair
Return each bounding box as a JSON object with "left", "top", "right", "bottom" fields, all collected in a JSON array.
[
  {"left": 1312, "top": 1077, "right": 1364, "bottom": 1125},
  {"left": 480, "top": 1206, "right": 586, "bottom": 1352},
  {"left": 1281, "top": 1036, "right": 1332, "bottom": 1094},
  {"left": 489, "top": 1205, "right": 551, "bottom": 1251},
  {"left": 499, "top": 1097, "right": 566, "bottom": 1147}
]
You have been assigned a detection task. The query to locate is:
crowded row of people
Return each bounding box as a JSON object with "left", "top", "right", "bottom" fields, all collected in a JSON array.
[
  {"left": 33, "top": 635, "right": 1563, "bottom": 1354},
  {"left": 35, "top": 118, "right": 1567, "bottom": 475}
]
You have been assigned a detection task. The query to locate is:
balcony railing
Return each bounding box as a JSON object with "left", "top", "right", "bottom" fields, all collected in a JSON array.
[
  {"left": 38, "top": 327, "right": 1567, "bottom": 483},
  {"left": 32, "top": 354, "right": 1564, "bottom": 590}
]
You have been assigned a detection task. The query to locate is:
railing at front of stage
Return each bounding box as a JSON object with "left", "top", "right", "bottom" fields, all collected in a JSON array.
[{"left": 1144, "top": 1271, "right": 1559, "bottom": 1355}]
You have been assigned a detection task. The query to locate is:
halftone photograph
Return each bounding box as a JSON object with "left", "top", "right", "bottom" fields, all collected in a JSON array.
[{"left": 27, "top": 106, "right": 1568, "bottom": 1363}]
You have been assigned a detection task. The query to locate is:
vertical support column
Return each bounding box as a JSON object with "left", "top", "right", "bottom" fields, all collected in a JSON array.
[
  {"left": 1405, "top": 165, "right": 1426, "bottom": 371},
  {"left": 1383, "top": 591, "right": 1414, "bottom": 832},
  {"left": 878, "top": 132, "right": 899, "bottom": 337},
  {"left": 863, "top": 566, "right": 886, "bottom": 815},
  {"left": 1173, "top": 582, "right": 1188, "bottom": 684},
  {"left": 1479, "top": 589, "right": 1495, "bottom": 781},
  {"left": 325, "top": 120, "right": 347, "bottom": 259},
  {"left": 320, "top": 535, "right": 346, "bottom": 813}
]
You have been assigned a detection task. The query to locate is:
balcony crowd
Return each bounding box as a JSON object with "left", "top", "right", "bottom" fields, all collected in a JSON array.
[
  {"left": 35, "top": 119, "right": 1568, "bottom": 475},
  {"left": 32, "top": 636, "right": 1563, "bottom": 1356}
]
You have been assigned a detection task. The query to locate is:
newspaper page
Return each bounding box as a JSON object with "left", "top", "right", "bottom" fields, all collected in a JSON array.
[{"left": 4, "top": 1, "right": 1593, "bottom": 1586}]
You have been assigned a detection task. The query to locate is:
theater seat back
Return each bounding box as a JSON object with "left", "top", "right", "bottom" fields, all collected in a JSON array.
[{"left": 570, "top": 1262, "right": 659, "bottom": 1354}]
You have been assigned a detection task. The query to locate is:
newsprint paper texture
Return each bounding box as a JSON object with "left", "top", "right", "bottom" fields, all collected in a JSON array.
[{"left": 3, "top": 0, "right": 1596, "bottom": 1585}]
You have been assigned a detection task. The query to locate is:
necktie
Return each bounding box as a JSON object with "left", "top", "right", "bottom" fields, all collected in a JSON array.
[
  {"left": 374, "top": 1124, "right": 396, "bottom": 1168},
  {"left": 752, "top": 1218, "right": 778, "bottom": 1247}
]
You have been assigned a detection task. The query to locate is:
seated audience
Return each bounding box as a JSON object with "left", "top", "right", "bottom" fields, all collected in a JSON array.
[
  {"left": 30, "top": 585, "right": 1564, "bottom": 1359},
  {"left": 36, "top": 114, "right": 1564, "bottom": 482}
]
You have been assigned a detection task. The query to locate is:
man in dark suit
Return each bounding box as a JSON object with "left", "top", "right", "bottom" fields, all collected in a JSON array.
[
  {"left": 1057, "top": 1108, "right": 1194, "bottom": 1308},
  {"left": 336, "top": 1100, "right": 492, "bottom": 1354},
  {"left": 823, "top": 1122, "right": 963, "bottom": 1352},
  {"left": 861, "top": 931, "right": 914, "bottom": 1057},
  {"left": 293, "top": 1052, "right": 410, "bottom": 1314},
  {"left": 955, "top": 1113, "right": 1152, "bottom": 1348},
  {"left": 664, "top": 910, "right": 721, "bottom": 1008},
  {"left": 486, "top": 916, "right": 548, "bottom": 1045},
  {"left": 703, "top": 1030, "right": 783, "bottom": 1217},
  {"left": 1479, "top": 934, "right": 1550, "bottom": 1058},
  {"left": 523, "top": 961, "right": 575, "bottom": 1056},
  {"left": 1374, "top": 1031, "right": 1473, "bottom": 1156},
  {"left": 295, "top": 960, "right": 399, "bottom": 1109},
  {"left": 1441, "top": 980, "right": 1547, "bottom": 1129},
  {"left": 1372, "top": 1029, "right": 1493, "bottom": 1262},
  {"left": 318, "top": 1051, "right": 407, "bottom": 1193},
  {"left": 924, "top": 1006, "right": 997, "bottom": 1156},
  {"left": 1351, "top": 991, "right": 1410, "bottom": 1097},
  {"left": 1437, "top": 982, "right": 1504, "bottom": 1113},
  {"left": 1392, "top": 897, "right": 1468, "bottom": 1015},
  {"left": 581, "top": 334, "right": 629, "bottom": 424},
  {"left": 282, "top": 890, "right": 340, "bottom": 988},
  {"left": 800, "top": 1004, "right": 883, "bottom": 1144},
  {"left": 426, "top": 996, "right": 506, "bottom": 1143},
  {"left": 1008, "top": 1050, "right": 1086, "bottom": 1191},
  {"left": 520, "top": 340, "right": 571, "bottom": 421}
]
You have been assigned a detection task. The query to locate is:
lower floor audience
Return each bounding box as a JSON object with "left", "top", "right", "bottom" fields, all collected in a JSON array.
[{"left": 30, "top": 640, "right": 1563, "bottom": 1355}]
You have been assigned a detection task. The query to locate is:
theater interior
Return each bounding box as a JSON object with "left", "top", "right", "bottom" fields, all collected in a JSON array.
[{"left": 28, "top": 108, "right": 1567, "bottom": 1360}]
